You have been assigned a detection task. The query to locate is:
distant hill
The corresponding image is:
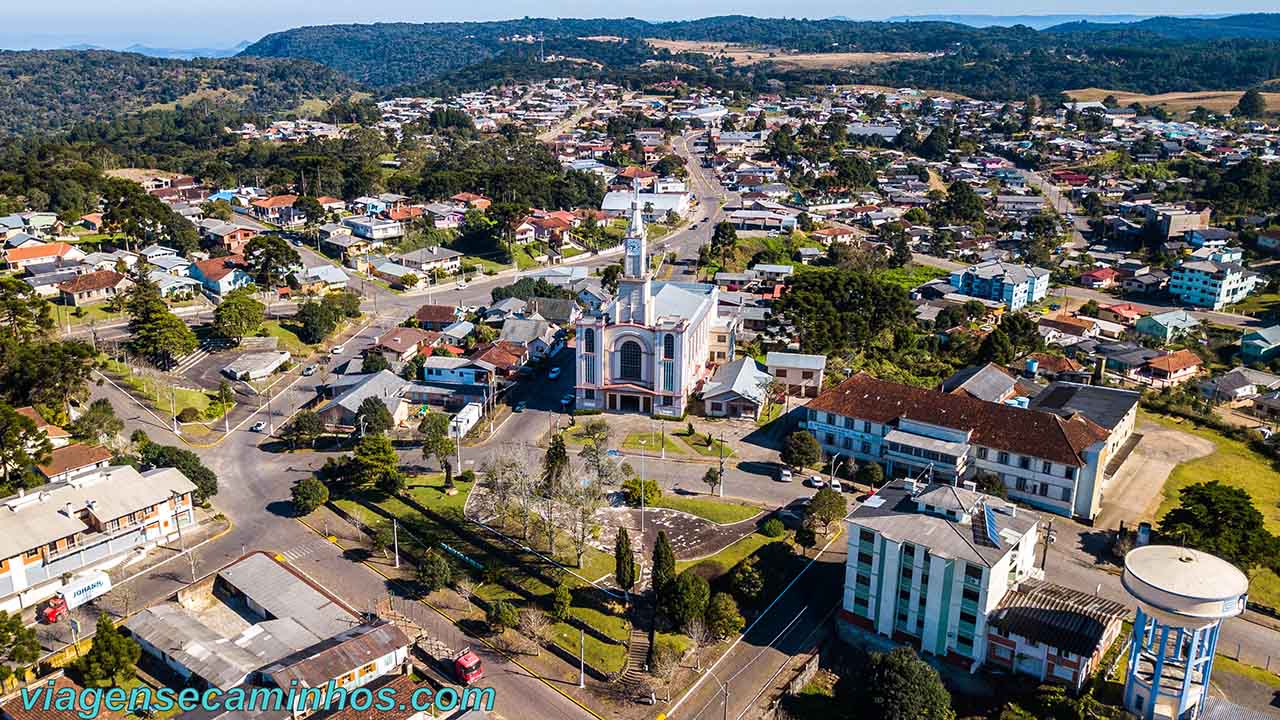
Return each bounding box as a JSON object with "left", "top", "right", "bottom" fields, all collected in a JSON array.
[
  {"left": 118, "top": 41, "right": 252, "bottom": 60},
  {"left": 877, "top": 14, "right": 1161, "bottom": 29},
  {"left": 1045, "top": 13, "right": 1280, "bottom": 40},
  {"left": 0, "top": 49, "right": 357, "bottom": 135}
]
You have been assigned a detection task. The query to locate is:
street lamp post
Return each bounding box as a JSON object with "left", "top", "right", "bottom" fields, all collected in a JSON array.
[
  {"left": 638, "top": 439, "right": 647, "bottom": 535},
  {"left": 710, "top": 673, "right": 729, "bottom": 720},
  {"left": 171, "top": 490, "right": 196, "bottom": 584}
]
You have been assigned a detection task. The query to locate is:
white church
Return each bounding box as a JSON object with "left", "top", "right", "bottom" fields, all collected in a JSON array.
[{"left": 575, "top": 194, "right": 735, "bottom": 416}]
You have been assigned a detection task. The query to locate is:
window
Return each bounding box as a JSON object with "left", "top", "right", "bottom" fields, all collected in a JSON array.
[
  {"left": 856, "top": 573, "right": 870, "bottom": 587},
  {"left": 619, "top": 341, "right": 643, "bottom": 380},
  {"left": 1015, "top": 476, "right": 1028, "bottom": 491},
  {"left": 663, "top": 334, "right": 675, "bottom": 360},
  {"left": 977, "top": 447, "right": 988, "bottom": 460},
  {"left": 857, "top": 551, "right": 873, "bottom": 566},
  {"left": 843, "top": 417, "right": 854, "bottom": 429},
  {"left": 825, "top": 433, "right": 835, "bottom": 445},
  {"left": 711, "top": 402, "right": 723, "bottom": 413},
  {"left": 582, "top": 328, "right": 595, "bottom": 354},
  {"left": 1038, "top": 483, "right": 1050, "bottom": 497},
  {"left": 964, "top": 564, "right": 984, "bottom": 582},
  {"left": 584, "top": 389, "right": 595, "bottom": 400},
  {"left": 802, "top": 371, "right": 814, "bottom": 379},
  {"left": 962, "top": 587, "right": 979, "bottom": 603},
  {"left": 775, "top": 368, "right": 787, "bottom": 378},
  {"left": 998, "top": 451, "right": 1010, "bottom": 465},
  {"left": 862, "top": 421, "right": 871, "bottom": 433},
  {"left": 1060, "top": 486, "right": 1072, "bottom": 502},
  {"left": 662, "top": 396, "right": 673, "bottom": 407},
  {"left": 1018, "top": 456, "right": 1031, "bottom": 470},
  {"left": 842, "top": 437, "right": 852, "bottom": 450},
  {"left": 859, "top": 529, "right": 875, "bottom": 544},
  {"left": 860, "top": 441, "right": 871, "bottom": 455},
  {"left": 1042, "top": 460, "right": 1052, "bottom": 474}
]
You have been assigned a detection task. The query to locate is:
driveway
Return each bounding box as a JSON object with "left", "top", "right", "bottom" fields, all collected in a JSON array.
[{"left": 1094, "top": 420, "right": 1215, "bottom": 529}]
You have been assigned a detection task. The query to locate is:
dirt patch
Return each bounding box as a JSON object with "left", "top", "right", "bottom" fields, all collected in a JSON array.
[
  {"left": 646, "top": 39, "right": 929, "bottom": 70},
  {"left": 105, "top": 168, "right": 182, "bottom": 183},
  {"left": 1095, "top": 421, "right": 1216, "bottom": 529},
  {"left": 1067, "top": 86, "right": 1280, "bottom": 116}
]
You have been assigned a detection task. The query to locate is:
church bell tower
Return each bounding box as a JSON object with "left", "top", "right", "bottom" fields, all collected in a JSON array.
[{"left": 617, "top": 183, "right": 652, "bottom": 325}]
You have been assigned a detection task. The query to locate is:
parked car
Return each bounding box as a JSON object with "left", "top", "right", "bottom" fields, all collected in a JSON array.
[
  {"left": 302, "top": 365, "right": 317, "bottom": 376},
  {"left": 777, "top": 467, "right": 793, "bottom": 483},
  {"left": 807, "top": 474, "right": 826, "bottom": 489},
  {"left": 250, "top": 421, "right": 266, "bottom": 433},
  {"left": 830, "top": 478, "right": 843, "bottom": 493},
  {"left": 330, "top": 344, "right": 345, "bottom": 355},
  {"left": 547, "top": 367, "right": 562, "bottom": 380}
]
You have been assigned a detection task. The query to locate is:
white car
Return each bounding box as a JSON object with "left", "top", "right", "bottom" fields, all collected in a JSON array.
[
  {"left": 807, "top": 475, "right": 826, "bottom": 489},
  {"left": 250, "top": 421, "right": 266, "bottom": 433},
  {"left": 830, "top": 478, "right": 843, "bottom": 493},
  {"left": 302, "top": 365, "right": 317, "bottom": 376},
  {"left": 777, "top": 467, "right": 793, "bottom": 483},
  {"left": 330, "top": 345, "right": 345, "bottom": 355}
]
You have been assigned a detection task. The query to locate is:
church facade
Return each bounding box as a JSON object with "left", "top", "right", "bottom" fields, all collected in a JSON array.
[{"left": 575, "top": 196, "right": 733, "bottom": 416}]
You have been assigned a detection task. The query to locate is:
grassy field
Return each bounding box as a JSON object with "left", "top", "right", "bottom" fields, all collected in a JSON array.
[
  {"left": 622, "top": 431, "right": 687, "bottom": 455},
  {"left": 1145, "top": 412, "right": 1280, "bottom": 607},
  {"left": 676, "top": 530, "right": 784, "bottom": 576},
  {"left": 1067, "top": 87, "right": 1280, "bottom": 116},
  {"left": 876, "top": 264, "right": 950, "bottom": 291},
  {"left": 258, "top": 320, "right": 320, "bottom": 356},
  {"left": 677, "top": 432, "right": 735, "bottom": 458},
  {"left": 1230, "top": 292, "right": 1280, "bottom": 319},
  {"left": 650, "top": 494, "right": 760, "bottom": 524},
  {"left": 102, "top": 358, "right": 215, "bottom": 415},
  {"left": 550, "top": 621, "right": 626, "bottom": 673},
  {"left": 644, "top": 39, "right": 928, "bottom": 69},
  {"left": 404, "top": 474, "right": 472, "bottom": 515}
]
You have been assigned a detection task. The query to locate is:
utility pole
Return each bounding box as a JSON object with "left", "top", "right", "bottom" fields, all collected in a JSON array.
[
  {"left": 393, "top": 518, "right": 400, "bottom": 569},
  {"left": 639, "top": 439, "right": 647, "bottom": 535},
  {"left": 172, "top": 491, "right": 195, "bottom": 584},
  {"left": 718, "top": 430, "right": 726, "bottom": 497},
  {"left": 266, "top": 387, "right": 274, "bottom": 435},
  {"left": 171, "top": 386, "right": 179, "bottom": 435},
  {"left": 578, "top": 628, "right": 585, "bottom": 688}
]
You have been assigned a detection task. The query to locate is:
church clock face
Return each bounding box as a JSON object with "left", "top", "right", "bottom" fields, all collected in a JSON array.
[{"left": 627, "top": 238, "right": 640, "bottom": 254}]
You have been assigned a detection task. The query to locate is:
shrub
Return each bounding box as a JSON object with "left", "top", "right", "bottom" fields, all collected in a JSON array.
[
  {"left": 290, "top": 477, "right": 329, "bottom": 515},
  {"left": 176, "top": 407, "right": 201, "bottom": 423},
  {"left": 622, "top": 476, "right": 662, "bottom": 506},
  {"left": 551, "top": 582, "right": 572, "bottom": 621},
  {"left": 761, "top": 518, "right": 785, "bottom": 538},
  {"left": 487, "top": 600, "right": 519, "bottom": 631},
  {"left": 706, "top": 592, "right": 745, "bottom": 639},
  {"left": 667, "top": 572, "right": 710, "bottom": 630},
  {"left": 459, "top": 469, "right": 476, "bottom": 483}
]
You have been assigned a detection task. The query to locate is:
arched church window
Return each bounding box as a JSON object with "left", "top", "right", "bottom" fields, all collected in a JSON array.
[
  {"left": 583, "top": 328, "right": 595, "bottom": 354},
  {"left": 620, "top": 341, "right": 643, "bottom": 381},
  {"left": 663, "top": 334, "right": 675, "bottom": 360}
]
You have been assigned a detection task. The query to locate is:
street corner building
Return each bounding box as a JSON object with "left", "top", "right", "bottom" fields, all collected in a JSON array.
[{"left": 0, "top": 464, "right": 196, "bottom": 614}]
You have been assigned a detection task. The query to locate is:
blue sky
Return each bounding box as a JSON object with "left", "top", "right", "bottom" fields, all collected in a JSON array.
[{"left": 2, "top": 1, "right": 1269, "bottom": 49}]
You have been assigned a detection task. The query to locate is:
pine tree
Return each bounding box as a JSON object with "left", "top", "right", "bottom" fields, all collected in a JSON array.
[
  {"left": 615, "top": 527, "right": 636, "bottom": 597},
  {"left": 79, "top": 613, "right": 141, "bottom": 686},
  {"left": 652, "top": 530, "right": 676, "bottom": 609}
]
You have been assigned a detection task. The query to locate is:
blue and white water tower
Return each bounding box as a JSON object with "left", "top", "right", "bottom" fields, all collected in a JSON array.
[{"left": 1122, "top": 545, "right": 1249, "bottom": 720}]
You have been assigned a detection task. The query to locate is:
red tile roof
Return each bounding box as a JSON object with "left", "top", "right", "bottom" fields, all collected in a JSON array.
[
  {"left": 193, "top": 254, "right": 249, "bottom": 282},
  {"left": 3, "top": 675, "right": 124, "bottom": 720},
  {"left": 414, "top": 304, "right": 460, "bottom": 324},
  {"left": 1145, "top": 349, "right": 1202, "bottom": 374},
  {"left": 5, "top": 242, "right": 76, "bottom": 262},
  {"left": 37, "top": 443, "right": 112, "bottom": 478},
  {"left": 58, "top": 270, "right": 128, "bottom": 295},
  {"left": 808, "top": 373, "right": 1109, "bottom": 467},
  {"left": 251, "top": 194, "right": 299, "bottom": 209},
  {"left": 16, "top": 406, "right": 70, "bottom": 439}
]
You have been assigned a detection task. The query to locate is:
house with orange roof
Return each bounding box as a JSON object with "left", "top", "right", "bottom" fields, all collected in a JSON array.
[
  {"left": 4, "top": 242, "right": 85, "bottom": 271},
  {"left": 191, "top": 255, "right": 254, "bottom": 297},
  {"left": 1133, "top": 349, "right": 1202, "bottom": 388},
  {"left": 16, "top": 406, "right": 72, "bottom": 448},
  {"left": 1097, "top": 303, "right": 1144, "bottom": 326},
  {"left": 250, "top": 194, "right": 303, "bottom": 226},
  {"left": 57, "top": 270, "right": 132, "bottom": 307},
  {"left": 450, "top": 192, "right": 491, "bottom": 210}
]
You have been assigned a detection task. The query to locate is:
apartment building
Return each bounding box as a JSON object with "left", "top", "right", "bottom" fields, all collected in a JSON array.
[
  {"left": 0, "top": 465, "right": 196, "bottom": 612},
  {"left": 1168, "top": 256, "right": 1261, "bottom": 310},
  {"left": 949, "top": 260, "right": 1050, "bottom": 310},
  {"left": 841, "top": 480, "right": 1041, "bottom": 670},
  {"left": 805, "top": 373, "right": 1112, "bottom": 520}
]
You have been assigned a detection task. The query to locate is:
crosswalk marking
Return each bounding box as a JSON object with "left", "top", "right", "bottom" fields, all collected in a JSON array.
[{"left": 280, "top": 539, "right": 331, "bottom": 562}]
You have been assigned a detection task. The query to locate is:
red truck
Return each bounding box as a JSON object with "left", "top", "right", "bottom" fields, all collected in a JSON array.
[
  {"left": 452, "top": 648, "right": 484, "bottom": 685},
  {"left": 40, "top": 571, "right": 112, "bottom": 624}
]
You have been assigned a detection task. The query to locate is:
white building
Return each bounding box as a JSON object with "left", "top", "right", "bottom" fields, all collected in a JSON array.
[
  {"left": 576, "top": 193, "right": 728, "bottom": 416},
  {"left": 601, "top": 190, "right": 691, "bottom": 223},
  {"left": 0, "top": 465, "right": 196, "bottom": 613}
]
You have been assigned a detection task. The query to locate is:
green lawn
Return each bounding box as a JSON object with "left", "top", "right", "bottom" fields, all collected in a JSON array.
[
  {"left": 570, "top": 605, "right": 631, "bottom": 643},
  {"left": 1145, "top": 411, "right": 1280, "bottom": 608},
  {"left": 876, "top": 264, "right": 949, "bottom": 291},
  {"left": 622, "top": 431, "right": 687, "bottom": 455},
  {"left": 550, "top": 621, "right": 626, "bottom": 673},
  {"left": 676, "top": 530, "right": 785, "bottom": 576},
  {"left": 677, "top": 432, "right": 735, "bottom": 458},
  {"left": 64, "top": 304, "right": 127, "bottom": 326},
  {"left": 258, "top": 320, "right": 320, "bottom": 356},
  {"left": 1231, "top": 292, "right": 1280, "bottom": 319},
  {"left": 404, "top": 474, "right": 473, "bottom": 515},
  {"left": 102, "top": 358, "right": 215, "bottom": 416},
  {"left": 1215, "top": 655, "right": 1280, "bottom": 689},
  {"left": 650, "top": 495, "right": 761, "bottom": 524}
]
